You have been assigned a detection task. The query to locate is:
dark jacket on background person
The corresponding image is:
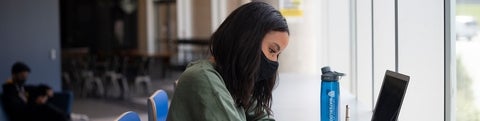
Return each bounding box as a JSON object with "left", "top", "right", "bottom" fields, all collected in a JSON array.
[{"left": 1, "top": 80, "right": 35, "bottom": 121}]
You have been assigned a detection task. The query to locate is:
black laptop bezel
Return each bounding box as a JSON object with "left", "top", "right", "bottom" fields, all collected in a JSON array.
[{"left": 371, "top": 70, "right": 410, "bottom": 121}]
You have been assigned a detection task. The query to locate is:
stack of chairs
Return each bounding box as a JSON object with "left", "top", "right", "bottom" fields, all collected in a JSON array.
[{"left": 63, "top": 52, "right": 155, "bottom": 99}]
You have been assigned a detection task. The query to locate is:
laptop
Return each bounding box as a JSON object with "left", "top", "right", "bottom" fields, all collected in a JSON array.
[{"left": 371, "top": 70, "right": 410, "bottom": 121}]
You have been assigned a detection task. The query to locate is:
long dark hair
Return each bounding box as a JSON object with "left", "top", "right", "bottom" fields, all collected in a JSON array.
[{"left": 209, "top": 2, "right": 289, "bottom": 117}]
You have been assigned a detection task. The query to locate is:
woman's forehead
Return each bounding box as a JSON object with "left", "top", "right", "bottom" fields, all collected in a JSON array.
[{"left": 264, "top": 31, "right": 289, "bottom": 49}]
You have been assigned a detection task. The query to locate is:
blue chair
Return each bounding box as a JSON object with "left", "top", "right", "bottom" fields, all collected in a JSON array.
[
  {"left": 49, "top": 91, "right": 74, "bottom": 114},
  {"left": 148, "top": 90, "right": 169, "bottom": 121},
  {"left": 115, "top": 111, "right": 141, "bottom": 121}
]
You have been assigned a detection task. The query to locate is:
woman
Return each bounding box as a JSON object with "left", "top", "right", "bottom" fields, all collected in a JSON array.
[{"left": 167, "top": 2, "right": 289, "bottom": 121}]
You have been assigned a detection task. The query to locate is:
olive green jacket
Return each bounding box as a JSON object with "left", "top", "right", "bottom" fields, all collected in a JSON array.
[{"left": 167, "top": 60, "right": 274, "bottom": 121}]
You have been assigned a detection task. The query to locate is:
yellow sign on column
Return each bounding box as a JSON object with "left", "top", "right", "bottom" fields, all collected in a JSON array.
[{"left": 280, "top": 0, "right": 304, "bottom": 17}]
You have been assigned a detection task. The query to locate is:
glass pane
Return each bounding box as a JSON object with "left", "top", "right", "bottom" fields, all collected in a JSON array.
[{"left": 456, "top": 1, "right": 480, "bottom": 120}]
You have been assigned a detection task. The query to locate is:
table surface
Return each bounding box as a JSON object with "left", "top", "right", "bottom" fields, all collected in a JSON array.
[{"left": 271, "top": 73, "right": 372, "bottom": 121}]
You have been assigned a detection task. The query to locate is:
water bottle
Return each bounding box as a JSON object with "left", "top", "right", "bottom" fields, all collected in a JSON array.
[{"left": 321, "top": 66, "right": 344, "bottom": 121}]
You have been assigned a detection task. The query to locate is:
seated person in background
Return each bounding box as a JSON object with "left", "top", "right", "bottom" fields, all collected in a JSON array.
[
  {"left": 2, "top": 62, "right": 35, "bottom": 121},
  {"left": 2, "top": 62, "right": 69, "bottom": 121}
]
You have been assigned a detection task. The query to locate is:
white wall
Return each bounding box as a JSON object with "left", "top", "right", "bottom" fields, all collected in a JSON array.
[
  {"left": 371, "top": 0, "right": 397, "bottom": 105},
  {"left": 324, "top": 0, "right": 446, "bottom": 120},
  {"left": 278, "top": 0, "right": 324, "bottom": 75},
  {"left": 356, "top": 0, "right": 374, "bottom": 109},
  {"left": 397, "top": 0, "right": 445, "bottom": 120},
  {"left": 324, "top": 0, "right": 354, "bottom": 93},
  {"left": 359, "top": 0, "right": 446, "bottom": 120}
]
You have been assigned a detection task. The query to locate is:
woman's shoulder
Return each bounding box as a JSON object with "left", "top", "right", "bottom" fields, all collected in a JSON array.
[
  {"left": 182, "top": 60, "right": 219, "bottom": 78},
  {"left": 177, "top": 60, "right": 225, "bottom": 89}
]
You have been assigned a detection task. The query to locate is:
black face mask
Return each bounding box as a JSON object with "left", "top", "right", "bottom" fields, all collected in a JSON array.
[{"left": 257, "top": 53, "right": 279, "bottom": 82}]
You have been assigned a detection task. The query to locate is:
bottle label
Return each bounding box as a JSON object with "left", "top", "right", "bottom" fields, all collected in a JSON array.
[{"left": 328, "top": 90, "right": 336, "bottom": 121}]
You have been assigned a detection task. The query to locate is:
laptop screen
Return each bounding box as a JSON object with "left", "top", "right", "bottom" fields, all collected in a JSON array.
[{"left": 371, "top": 70, "right": 410, "bottom": 121}]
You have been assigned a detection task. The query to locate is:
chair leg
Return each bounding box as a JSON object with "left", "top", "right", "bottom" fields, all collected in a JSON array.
[
  {"left": 94, "top": 77, "right": 105, "bottom": 97},
  {"left": 143, "top": 76, "right": 152, "bottom": 95},
  {"left": 105, "top": 71, "right": 121, "bottom": 98},
  {"left": 81, "top": 77, "right": 90, "bottom": 97},
  {"left": 135, "top": 76, "right": 152, "bottom": 95},
  {"left": 134, "top": 76, "right": 143, "bottom": 95},
  {"left": 81, "top": 71, "right": 96, "bottom": 97},
  {"left": 118, "top": 75, "right": 129, "bottom": 99}
]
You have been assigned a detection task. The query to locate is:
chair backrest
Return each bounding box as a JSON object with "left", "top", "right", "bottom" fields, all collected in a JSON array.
[
  {"left": 49, "top": 91, "right": 74, "bottom": 114},
  {"left": 148, "top": 90, "right": 169, "bottom": 121},
  {"left": 115, "top": 111, "right": 141, "bottom": 121}
]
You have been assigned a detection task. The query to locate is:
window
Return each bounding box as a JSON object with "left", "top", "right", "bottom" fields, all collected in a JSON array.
[{"left": 456, "top": 0, "right": 480, "bottom": 120}]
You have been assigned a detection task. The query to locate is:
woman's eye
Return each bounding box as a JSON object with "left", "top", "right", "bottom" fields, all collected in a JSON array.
[{"left": 269, "top": 48, "right": 276, "bottom": 53}]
